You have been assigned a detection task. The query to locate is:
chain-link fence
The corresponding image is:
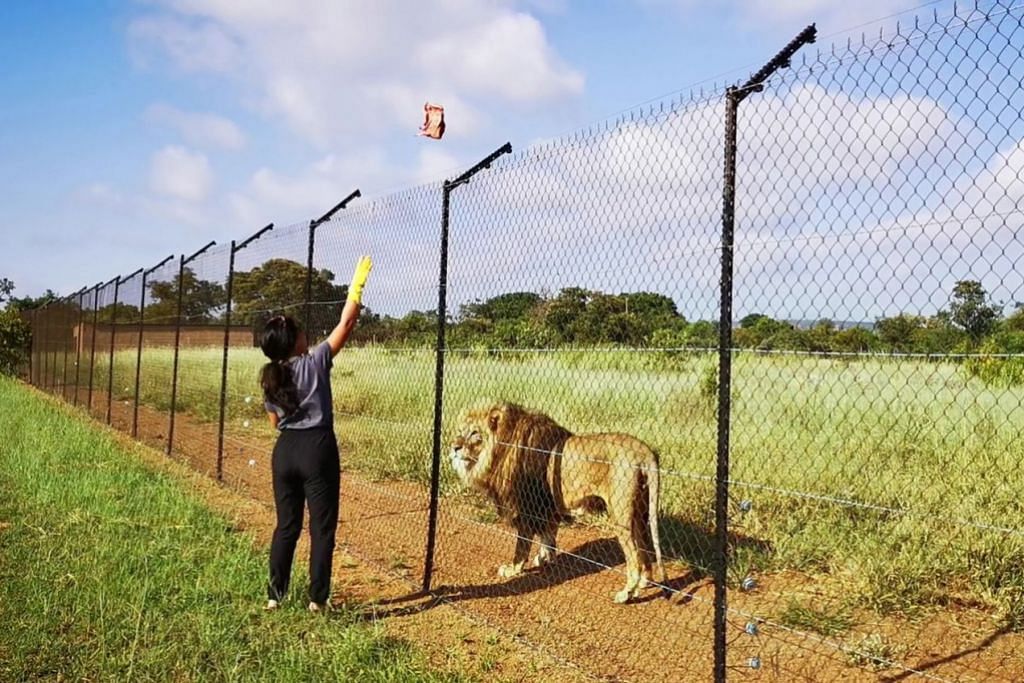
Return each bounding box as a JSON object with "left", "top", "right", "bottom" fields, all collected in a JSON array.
[{"left": 21, "top": 4, "right": 1024, "bottom": 680}]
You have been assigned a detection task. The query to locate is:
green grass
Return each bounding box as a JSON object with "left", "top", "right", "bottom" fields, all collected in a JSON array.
[
  {"left": 0, "top": 376, "right": 463, "bottom": 683},
  {"left": 80, "top": 344, "right": 1024, "bottom": 627},
  {"left": 779, "top": 600, "right": 853, "bottom": 637}
]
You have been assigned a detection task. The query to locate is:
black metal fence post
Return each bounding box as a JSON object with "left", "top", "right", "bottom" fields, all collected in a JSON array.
[
  {"left": 713, "top": 26, "right": 816, "bottom": 683},
  {"left": 50, "top": 298, "right": 62, "bottom": 393},
  {"left": 27, "top": 307, "right": 34, "bottom": 385},
  {"left": 40, "top": 301, "right": 51, "bottom": 392},
  {"left": 87, "top": 280, "right": 115, "bottom": 411},
  {"left": 714, "top": 87, "right": 739, "bottom": 683},
  {"left": 74, "top": 286, "right": 96, "bottom": 407},
  {"left": 106, "top": 269, "right": 142, "bottom": 424},
  {"left": 168, "top": 242, "right": 215, "bottom": 455},
  {"left": 133, "top": 275, "right": 144, "bottom": 437},
  {"left": 62, "top": 288, "right": 85, "bottom": 400},
  {"left": 305, "top": 190, "right": 361, "bottom": 333},
  {"left": 217, "top": 224, "right": 273, "bottom": 481},
  {"left": 105, "top": 276, "right": 122, "bottom": 422},
  {"left": 132, "top": 255, "right": 173, "bottom": 438},
  {"left": 423, "top": 142, "right": 512, "bottom": 593}
]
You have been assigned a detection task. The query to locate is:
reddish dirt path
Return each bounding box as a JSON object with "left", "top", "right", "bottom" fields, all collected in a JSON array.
[{"left": 70, "top": 390, "right": 1024, "bottom": 682}]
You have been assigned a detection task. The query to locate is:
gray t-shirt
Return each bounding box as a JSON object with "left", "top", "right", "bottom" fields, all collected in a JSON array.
[{"left": 264, "top": 342, "right": 333, "bottom": 430}]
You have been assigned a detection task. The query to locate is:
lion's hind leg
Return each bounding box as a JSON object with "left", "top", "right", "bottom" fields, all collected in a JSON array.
[
  {"left": 611, "top": 485, "right": 644, "bottom": 603},
  {"left": 613, "top": 529, "right": 644, "bottom": 603}
]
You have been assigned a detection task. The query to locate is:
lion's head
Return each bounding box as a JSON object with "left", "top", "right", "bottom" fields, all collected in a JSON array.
[
  {"left": 448, "top": 401, "right": 572, "bottom": 521},
  {"left": 448, "top": 401, "right": 509, "bottom": 486}
]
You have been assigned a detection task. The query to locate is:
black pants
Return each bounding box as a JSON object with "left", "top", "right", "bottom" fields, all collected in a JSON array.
[{"left": 268, "top": 426, "right": 340, "bottom": 604}]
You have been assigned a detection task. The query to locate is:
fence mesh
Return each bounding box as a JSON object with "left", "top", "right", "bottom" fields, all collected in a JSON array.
[
  {"left": 19, "top": 3, "right": 1024, "bottom": 681},
  {"left": 311, "top": 185, "right": 444, "bottom": 588},
  {"left": 164, "top": 244, "right": 232, "bottom": 478},
  {"left": 107, "top": 274, "right": 143, "bottom": 434},
  {"left": 429, "top": 89, "right": 727, "bottom": 682},
  {"left": 722, "top": 5, "right": 1024, "bottom": 680}
]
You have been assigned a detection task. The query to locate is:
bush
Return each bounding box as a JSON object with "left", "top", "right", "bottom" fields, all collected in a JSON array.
[
  {"left": 0, "top": 308, "right": 31, "bottom": 375},
  {"left": 962, "top": 332, "right": 1024, "bottom": 387}
]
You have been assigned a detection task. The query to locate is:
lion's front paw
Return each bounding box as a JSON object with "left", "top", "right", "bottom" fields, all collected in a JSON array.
[
  {"left": 613, "top": 588, "right": 634, "bottom": 604},
  {"left": 498, "top": 563, "right": 524, "bottom": 578}
]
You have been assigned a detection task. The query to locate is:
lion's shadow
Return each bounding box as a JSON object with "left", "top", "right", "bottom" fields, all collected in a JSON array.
[
  {"left": 656, "top": 513, "right": 772, "bottom": 577},
  {"left": 357, "top": 514, "right": 769, "bottom": 620}
]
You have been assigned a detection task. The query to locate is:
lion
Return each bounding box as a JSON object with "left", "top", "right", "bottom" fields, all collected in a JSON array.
[{"left": 449, "top": 401, "right": 666, "bottom": 603}]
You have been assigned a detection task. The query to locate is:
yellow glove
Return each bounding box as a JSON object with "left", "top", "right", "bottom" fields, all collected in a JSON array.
[{"left": 347, "top": 256, "right": 373, "bottom": 305}]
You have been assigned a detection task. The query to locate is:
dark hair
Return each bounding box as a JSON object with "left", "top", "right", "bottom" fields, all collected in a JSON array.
[{"left": 260, "top": 315, "right": 301, "bottom": 417}]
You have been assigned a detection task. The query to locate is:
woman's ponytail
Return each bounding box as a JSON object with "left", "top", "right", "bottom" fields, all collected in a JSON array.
[
  {"left": 261, "top": 360, "right": 300, "bottom": 417},
  {"left": 259, "top": 315, "right": 302, "bottom": 417}
]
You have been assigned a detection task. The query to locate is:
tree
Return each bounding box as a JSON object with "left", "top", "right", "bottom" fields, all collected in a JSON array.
[
  {"left": 7, "top": 288, "right": 59, "bottom": 311},
  {"left": 457, "top": 292, "right": 543, "bottom": 344},
  {"left": 948, "top": 280, "right": 1001, "bottom": 342},
  {"left": 876, "top": 314, "right": 924, "bottom": 352},
  {"left": 541, "top": 288, "right": 593, "bottom": 344},
  {"left": 232, "top": 259, "right": 346, "bottom": 326},
  {"left": 460, "top": 292, "right": 542, "bottom": 324},
  {"left": 832, "top": 326, "right": 878, "bottom": 353},
  {"left": 739, "top": 313, "right": 771, "bottom": 329},
  {"left": 733, "top": 315, "right": 791, "bottom": 348},
  {"left": 0, "top": 278, "right": 31, "bottom": 375},
  {"left": 146, "top": 268, "right": 226, "bottom": 323},
  {"left": 758, "top": 327, "right": 811, "bottom": 352},
  {"left": 685, "top": 320, "right": 718, "bottom": 348},
  {"left": 804, "top": 319, "right": 837, "bottom": 353},
  {"left": 1002, "top": 305, "right": 1024, "bottom": 333},
  {"left": 96, "top": 302, "right": 142, "bottom": 323},
  {"left": 394, "top": 310, "right": 438, "bottom": 346},
  {"left": 913, "top": 312, "right": 966, "bottom": 355}
]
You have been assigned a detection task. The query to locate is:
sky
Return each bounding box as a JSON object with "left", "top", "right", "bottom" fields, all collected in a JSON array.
[{"left": 3, "top": 0, "right": 1021, "bottom": 323}]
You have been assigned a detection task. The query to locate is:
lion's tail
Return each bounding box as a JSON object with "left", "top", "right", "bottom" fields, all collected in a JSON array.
[{"left": 647, "top": 457, "right": 667, "bottom": 589}]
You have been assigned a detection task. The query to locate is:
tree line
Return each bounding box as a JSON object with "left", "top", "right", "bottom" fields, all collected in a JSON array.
[
  {"left": 354, "top": 278, "right": 1023, "bottom": 357},
  {"left": 4, "top": 265, "right": 1022, "bottom": 382}
]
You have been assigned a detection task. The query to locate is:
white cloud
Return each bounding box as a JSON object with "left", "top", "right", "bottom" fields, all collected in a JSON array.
[
  {"left": 416, "top": 12, "right": 583, "bottom": 104},
  {"left": 739, "top": 0, "right": 921, "bottom": 32},
  {"left": 128, "top": 1, "right": 584, "bottom": 148},
  {"left": 73, "top": 182, "right": 126, "bottom": 207},
  {"left": 149, "top": 145, "right": 214, "bottom": 201},
  {"left": 413, "top": 148, "right": 464, "bottom": 185},
  {"left": 644, "top": 0, "right": 931, "bottom": 34},
  {"left": 226, "top": 150, "right": 389, "bottom": 227},
  {"left": 128, "top": 15, "right": 241, "bottom": 74},
  {"left": 146, "top": 104, "right": 247, "bottom": 150}
]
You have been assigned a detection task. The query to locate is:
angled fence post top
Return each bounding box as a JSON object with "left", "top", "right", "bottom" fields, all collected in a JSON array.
[
  {"left": 310, "top": 189, "right": 361, "bottom": 232},
  {"left": 731, "top": 23, "right": 817, "bottom": 102},
  {"left": 146, "top": 255, "right": 175, "bottom": 275},
  {"left": 183, "top": 241, "right": 216, "bottom": 265},
  {"left": 233, "top": 223, "right": 274, "bottom": 253},
  {"left": 120, "top": 267, "right": 144, "bottom": 283},
  {"left": 306, "top": 190, "right": 361, "bottom": 336},
  {"left": 444, "top": 142, "right": 513, "bottom": 191}
]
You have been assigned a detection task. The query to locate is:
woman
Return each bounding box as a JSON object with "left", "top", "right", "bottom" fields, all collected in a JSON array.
[{"left": 260, "top": 255, "right": 372, "bottom": 612}]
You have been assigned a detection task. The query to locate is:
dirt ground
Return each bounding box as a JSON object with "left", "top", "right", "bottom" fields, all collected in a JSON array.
[{"left": 47, "top": 386, "right": 1024, "bottom": 682}]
